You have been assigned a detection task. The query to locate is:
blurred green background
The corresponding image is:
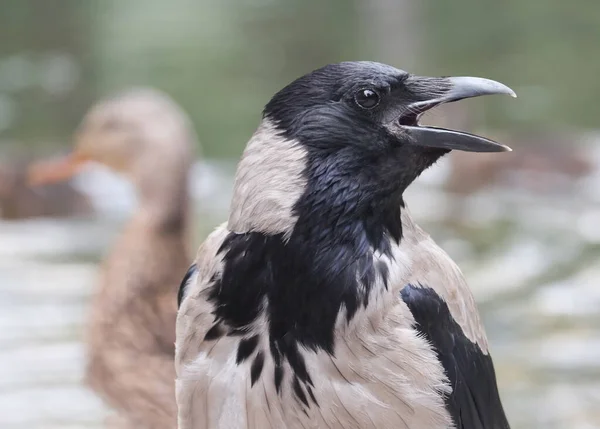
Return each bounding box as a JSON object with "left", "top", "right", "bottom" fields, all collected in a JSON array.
[
  {"left": 1, "top": 1, "right": 600, "bottom": 429},
  {"left": 2, "top": 0, "right": 597, "bottom": 155}
]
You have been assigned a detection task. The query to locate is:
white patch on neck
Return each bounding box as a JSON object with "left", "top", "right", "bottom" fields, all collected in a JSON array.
[{"left": 228, "top": 118, "right": 308, "bottom": 239}]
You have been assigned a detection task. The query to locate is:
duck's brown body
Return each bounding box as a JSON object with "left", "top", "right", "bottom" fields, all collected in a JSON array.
[
  {"left": 88, "top": 212, "right": 190, "bottom": 429},
  {"left": 29, "top": 88, "right": 197, "bottom": 429}
]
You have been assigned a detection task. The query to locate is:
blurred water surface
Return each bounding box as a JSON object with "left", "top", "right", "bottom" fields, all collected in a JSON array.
[{"left": 1, "top": 157, "right": 600, "bottom": 429}]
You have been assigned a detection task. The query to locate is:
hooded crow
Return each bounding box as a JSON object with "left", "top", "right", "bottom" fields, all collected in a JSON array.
[{"left": 176, "top": 61, "right": 515, "bottom": 429}]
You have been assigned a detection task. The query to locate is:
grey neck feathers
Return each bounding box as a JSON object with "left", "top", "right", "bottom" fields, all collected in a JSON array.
[{"left": 228, "top": 118, "right": 308, "bottom": 239}]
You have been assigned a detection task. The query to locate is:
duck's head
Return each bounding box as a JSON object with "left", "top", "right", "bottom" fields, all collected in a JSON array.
[{"left": 28, "top": 88, "right": 195, "bottom": 187}]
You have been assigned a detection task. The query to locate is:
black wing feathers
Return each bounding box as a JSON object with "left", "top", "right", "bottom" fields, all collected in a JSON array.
[
  {"left": 401, "top": 284, "right": 510, "bottom": 429},
  {"left": 177, "top": 263, "right": 197, "bottom": 308}
]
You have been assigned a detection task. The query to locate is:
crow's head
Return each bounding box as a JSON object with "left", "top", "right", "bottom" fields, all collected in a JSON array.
[
  {"left": 267, "top": 61, "right": 514, "bottom": 175},
  {"left": 221, "top": 62, "right": 515, "bottom": 353},
  {"left": 230, "top": 61, "right": 515, "bottom": 242}
]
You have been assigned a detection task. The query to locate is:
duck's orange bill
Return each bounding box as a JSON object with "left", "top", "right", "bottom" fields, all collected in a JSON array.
[{"left": 27, "top": 152, "right": 89, "bottom": 186}]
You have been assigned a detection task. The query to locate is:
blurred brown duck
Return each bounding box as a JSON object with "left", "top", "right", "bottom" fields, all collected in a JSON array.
[{"left": 29, "top": 88, "right": 197, "bottom": 429}]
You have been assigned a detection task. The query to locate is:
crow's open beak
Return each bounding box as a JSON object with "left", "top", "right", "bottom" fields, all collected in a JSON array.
[{"left": 400, "top": 76, "right": 516, "bottom": 153}]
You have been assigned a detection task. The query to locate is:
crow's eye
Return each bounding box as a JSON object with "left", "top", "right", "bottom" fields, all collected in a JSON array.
[{"left": 354, "top": 89, "right": 380, "bottom": 109}]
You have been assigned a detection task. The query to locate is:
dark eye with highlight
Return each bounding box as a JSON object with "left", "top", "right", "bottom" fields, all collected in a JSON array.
[{"left": 354, "top": 89, "right": 380, "bottom": 109}]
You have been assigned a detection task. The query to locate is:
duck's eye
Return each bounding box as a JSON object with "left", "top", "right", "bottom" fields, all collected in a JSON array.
[{"left": 354, "top": 89, "right": 380, "bottom": 109}]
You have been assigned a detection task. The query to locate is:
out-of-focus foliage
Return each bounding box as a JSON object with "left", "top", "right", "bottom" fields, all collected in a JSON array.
[
  {"left": 426, "top": 0, "right": 600, "bottom": 131},
  {"left": 0, "top": 1, "right": 95, "bottom": 146},
  {"left": 94, "top": 0, "right": 362, "bottom": 157},
  {"left": 0, "top": 0, "right": 598, "bottom": 156}
]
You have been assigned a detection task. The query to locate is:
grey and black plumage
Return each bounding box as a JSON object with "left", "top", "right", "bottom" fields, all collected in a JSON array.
[{"left": 176, "top": 61, "right": 515, "bottom": 429}]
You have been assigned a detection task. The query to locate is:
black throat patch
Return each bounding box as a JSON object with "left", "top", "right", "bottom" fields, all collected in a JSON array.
[
  {"left": 203, "top": 192, "right": 399, "bottom": 407},
  {"left": 207, "top": 224, "right": 393, "bottom": 354}
]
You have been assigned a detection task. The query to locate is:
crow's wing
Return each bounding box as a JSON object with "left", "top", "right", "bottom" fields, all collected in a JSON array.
[
  {"left": 401, "top": 284, "right": 510, "bottom": 429},
  {"left": 178, "top": 263, "right": 197, "bottom": 308}
]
